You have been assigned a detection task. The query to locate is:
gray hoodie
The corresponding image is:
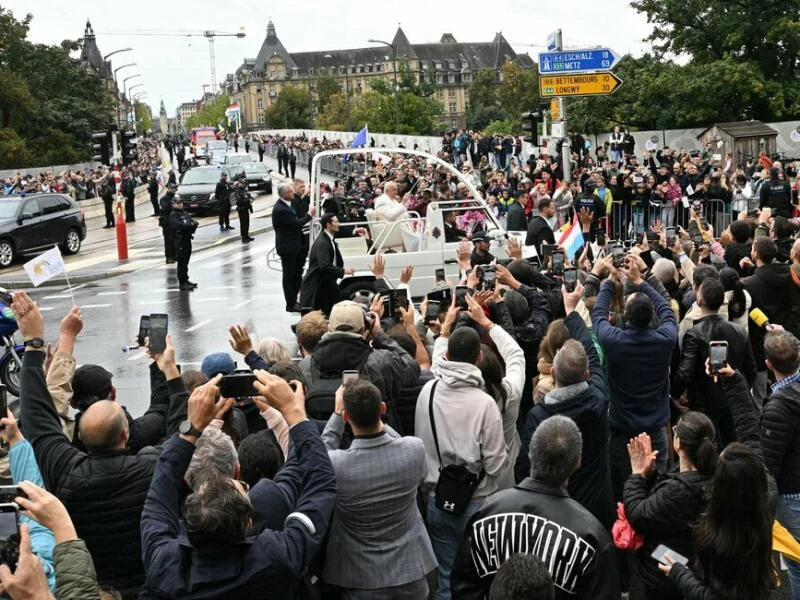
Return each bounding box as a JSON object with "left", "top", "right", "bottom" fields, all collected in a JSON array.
[{"left": 415, "top": 358, "right": 508, "bottom": 498}]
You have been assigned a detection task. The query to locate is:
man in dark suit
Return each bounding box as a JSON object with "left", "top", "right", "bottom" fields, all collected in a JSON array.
[
  {"left": 506, "top": 192, "right": 528, "bottom": 232},
  {"left": 292, "top": 180, "right": 312, "bottom": 287},
  {"left": 272, "top": 183, "right": 315, "bottom": 312},
  {"left": 299, "top": 213, "right": 353, "bottom": 316},
  {"left": 526, "top": 197, "right": 557, "bottom": 256}
]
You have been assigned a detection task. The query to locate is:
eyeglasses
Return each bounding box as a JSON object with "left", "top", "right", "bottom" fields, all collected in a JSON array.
[{"left": 235, "top": 479, "right": 250, "bottom": 493}]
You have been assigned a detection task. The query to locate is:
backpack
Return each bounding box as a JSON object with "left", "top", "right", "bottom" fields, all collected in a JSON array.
[{"left": 305, "top": 353, "right": 371, "bottom": 422}]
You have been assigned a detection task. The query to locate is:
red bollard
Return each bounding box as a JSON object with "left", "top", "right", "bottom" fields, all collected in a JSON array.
[{"left": 115, "top": 199, "right": 129, "bottom": 260}]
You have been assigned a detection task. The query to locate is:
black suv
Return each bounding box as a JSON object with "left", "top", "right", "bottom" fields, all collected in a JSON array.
[
  {"left": 176, "top": 165, "right": 237, "bottom": 214},
  {"left": 0, "top": 193, "right": 87, "bottom": 267}
]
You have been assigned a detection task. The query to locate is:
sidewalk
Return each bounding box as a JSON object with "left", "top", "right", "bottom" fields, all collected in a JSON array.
[{"left": 0, "top": 150, "right": 291, "bottom": 288}]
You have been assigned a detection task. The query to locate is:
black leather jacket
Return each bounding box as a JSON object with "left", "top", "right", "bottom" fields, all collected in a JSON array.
[
  {"left": 671, "top": 314, "right": 757, "bottom": 415},
  {"left": 451, "top": 478, "right": 620, "bottom": 600}
]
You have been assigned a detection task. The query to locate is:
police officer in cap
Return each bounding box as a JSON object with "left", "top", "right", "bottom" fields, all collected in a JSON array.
[
  {"left": 234, "top": 174, "right": 254, "bottom": 243},
  {"left": 168, "top": 195, "right": 198, "bottom": 291},
  {"left": 160, "top": 183, "right": 178, "bottom": 264},
  {"left": 216, "top": 171, "right": 233, "bottom": 232}
]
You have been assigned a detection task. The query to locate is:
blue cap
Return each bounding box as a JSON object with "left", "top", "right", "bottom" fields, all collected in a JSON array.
[{"left": 200, "top": 352, "right": 236, "bottom": 378}]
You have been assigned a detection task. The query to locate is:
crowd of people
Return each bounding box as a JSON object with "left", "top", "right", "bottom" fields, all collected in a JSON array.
[
  {"left": 1, "top": 123, "right": 799, "bottom": 600},
  {"left": 1, "top": 173, "right": 799, "bottom": 598}
]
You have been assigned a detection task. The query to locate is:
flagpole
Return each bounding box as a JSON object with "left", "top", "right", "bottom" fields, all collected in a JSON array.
[{"left": 61, "top": 262, "right": 76, "bottom": 306}]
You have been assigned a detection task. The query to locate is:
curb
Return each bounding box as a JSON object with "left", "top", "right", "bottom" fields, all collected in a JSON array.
[{"left": 0, "top": 220, "right": 275, "bottom": 289}]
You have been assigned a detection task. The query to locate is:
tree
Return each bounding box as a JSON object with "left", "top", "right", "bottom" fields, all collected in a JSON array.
[
  {"left": 482, "top": 119, "right": 515, "bottom": 136},
  {"left": 314, "top": 74, "right": 341, "bottom": 113},
  {"left": 186, "top": 95, "right": 230, "bottom": 130},
  {"left": 631, "top": 0, "right": 800, "bottom": 121},
  {"left": 468, "top": 69, "right": 499, "bottom": 110},
  {"left": 266, "top": 85, "right": 311, "bottom": 129},
  {"left": 134, "top": 101, "right": 153, "bottom": 133},
  {"left": 0, "top": 7, "right": 115, "bottom": 167},
  {"left": 496, "top": 62, "right": 540, "bottom": 123},
  {"left": 315, "top": 92, "right": 349, "bottom": 130},
  {"left": 467, "top": 105, "right": 510, "bottom": 132}
]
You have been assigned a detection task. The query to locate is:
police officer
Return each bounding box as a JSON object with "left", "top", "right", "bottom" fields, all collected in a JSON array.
[
  {"left": 121, "top": 170, "right": 136, "bottom": 223},
  {"left": 168, "top": 196, "right": 198, "bottom": 291},
  {"left": 160, "top": 183, "right": 178, "bottom": 264},
  {"left": 289, "top": 150, "right": 297, "bottom": 179},
  {"left": 147, "top": 171, "right": 160, "bottom": 217},
  {"left": 234, "top": 175, "right": 254, "bottom": 243},
  {"left": 100, "top": 174, "right": 115, "bottom": 229},
  {"left": 216, "top": 172, "right": 233, "bottom": 232},
  {"left": 759, "top": 166, "right": 793, "bottom": 218}
]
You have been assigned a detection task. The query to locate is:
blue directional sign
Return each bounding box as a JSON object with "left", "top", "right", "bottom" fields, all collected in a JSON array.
[{"left": 538, "top": 48, "right": 620, "bottom": 74}]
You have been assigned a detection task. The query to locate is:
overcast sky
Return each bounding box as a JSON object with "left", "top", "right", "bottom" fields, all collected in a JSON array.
[{"left": 8, "top": 0, "right": 653, "bottom": 118}]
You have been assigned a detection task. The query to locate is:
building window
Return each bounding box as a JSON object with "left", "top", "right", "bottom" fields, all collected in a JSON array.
[
  {"left": 269, "top": 84, "right": 276, "bottom": 96},
  {"left": 448, "top": 88, "right": 456, "bottom": 98},
  {"left": 257, "top": 98, "right": 263, "bottom": 109},
  {"left": 256, "top": 88, "right": 261, "bottom": 93},
  {"left": 434, "top": 61, "right": 442, "bottom": 70},
  {"left": 463, "top": 72, "right": 472, "bottom": 83},
  {"left": 308, "top": 68, "right": 314, "bottom": 76},
  {"left": 258, "top": 112, "right": 265, "bottom": 124},
  {"left": 436, "top": 73, "right": 444, "bottom": 84},
  {"left": 339, "top": 66, "right": 345, "bottom": 75},
  {"left": 377, "top": 63, "right": 382, "bottom": 72},
  {"left": 367, "top": 64, "right": 373, "bottom": 73},
  {"left": 449, "top": 100, "right": 457, "bottom": 113},
  {"left": 448, "top": 73, "right": 456, "bottom": 83},
  {"left": 449, "top": 61, "right": 456, "bottom": 70}
]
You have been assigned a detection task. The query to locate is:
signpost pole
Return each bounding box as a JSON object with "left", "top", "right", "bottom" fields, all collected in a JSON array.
[{"left": 561, "top": 102, "right": 570, "bottom": 183}]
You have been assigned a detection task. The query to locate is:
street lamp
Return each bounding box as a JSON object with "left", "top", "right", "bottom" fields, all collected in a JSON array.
[
  {"left": 104, "top": 47, "right": 132, "bottom": 61},
  {"left": 368, "top": 39, "right": 400, "bottom": 134}
]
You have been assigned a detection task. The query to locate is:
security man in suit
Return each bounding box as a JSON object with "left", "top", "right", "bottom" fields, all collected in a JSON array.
[
  {"left": 168, "top": 196, "right": 198, "bottom": 291},
  {"left": 159, "top": 183, "right": 178, "bottom": 264},
  {"left": 277, "top": 143, "right": 286, "bottom": 175},
  {"left": 289, "top": 151, "right": 297, "bottom": 179},
  {"left": 234, "top": 175, "right": 254, "bottom": 243},
  {"left": 272, "top": 182, "right": 316, "bottom": 312},
  {"left": 216, "top": 172, "right": 233, "bottom": 232},
  {"left": 299, "top": 213, "right": 354, "bottom": 315}
]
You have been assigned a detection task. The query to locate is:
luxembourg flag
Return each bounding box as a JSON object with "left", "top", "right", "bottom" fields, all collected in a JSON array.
[{"left": 556, "top": 215, "right": 585, "bottom": 260}]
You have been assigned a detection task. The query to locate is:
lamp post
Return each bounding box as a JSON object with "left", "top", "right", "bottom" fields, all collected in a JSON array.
[
  {"left": 368, "top": 39, "right": 400, "bottom": 134},
  {"left": 122, "top": 75, "right": 141, "bottom": 129},
  {"left": 104, "top": 47, "right": 132, "bottom": 61},
  {"left": 113, "top": 63, "right": 137, "bottom": 128},
  {"left": 128, "top": 84, "right": 144, "bottom": 130},
  {"left": 324, "top": 53, "right": 354, "bottom": 131}
]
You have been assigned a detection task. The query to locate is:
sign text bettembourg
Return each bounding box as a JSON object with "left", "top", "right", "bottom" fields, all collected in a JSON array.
[{"left": 539, "top": 72, "right": 623, "bottom": 98}]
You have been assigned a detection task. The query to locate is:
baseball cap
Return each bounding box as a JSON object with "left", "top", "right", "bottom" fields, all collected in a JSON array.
[
  {"left": 328, "top": 300, "right": 365, "bottom": 333},
  {"left": 472, "top": 233, "right": 489, "bottom": 244},
  {"left": 72, "top": 365, "right": 113, "bottom": 403},
  {"left": 200, "top": 352, "right": 236, "bottom": 378}
]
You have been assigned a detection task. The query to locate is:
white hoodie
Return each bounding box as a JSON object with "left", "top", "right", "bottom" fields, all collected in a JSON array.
[{"left": 415, "top": 356, "right": 508, "bottom": 498}]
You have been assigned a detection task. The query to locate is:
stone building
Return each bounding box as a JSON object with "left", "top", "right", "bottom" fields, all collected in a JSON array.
[{"left": 222, "top": 20, "right": 533, "bottom": 131}]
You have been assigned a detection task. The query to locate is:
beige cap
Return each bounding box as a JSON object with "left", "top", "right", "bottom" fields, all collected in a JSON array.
[{"left": 328, "top": 300, "right": 365, "bottom": 333}]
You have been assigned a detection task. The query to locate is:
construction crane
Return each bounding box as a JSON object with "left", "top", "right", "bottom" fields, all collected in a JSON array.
[{"left": 98, "top": 28, "right": 246, "bottom": 92}]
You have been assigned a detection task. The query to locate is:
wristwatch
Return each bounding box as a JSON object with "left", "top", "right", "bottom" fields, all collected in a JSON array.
[
  {"left": 179, "top": 420, "right": 203, "bottom": 437},
  {"left": 23, "top": 337, "right": 45, "bottom": 349}
]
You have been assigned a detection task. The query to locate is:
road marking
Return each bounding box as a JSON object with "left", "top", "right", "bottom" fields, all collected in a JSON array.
[
  {"left": 42, "top": 294, "right": 72, "bottom": 300},
  {"left": 98, "top": 291, "right": 127, "bottom": 296},
  {"left": 207, "top": 285, "right": 237, "bottom": 290},
  {"left": 232, "top": 299, "right": 252, "bottom": 309},
  {"left": 127, "top": 350, "right": 148, "bottom": 361},
  {"left": 193, "top": 297, "right": 227, "bottom": 302},
  {"left": 81, "top": 303, "right": 112, "bottom": 309},
  {"left": 185, "top": 318, "right": 215, "bottom": 332},
  {"left": 39, "top": 307, "right": 55, "bottom": 312},
  {"left": 63, "top": 283, "right": 87, "bottom": 293},
  {"left": 138, "top": 300, "right": 169, "bottom": 305}
]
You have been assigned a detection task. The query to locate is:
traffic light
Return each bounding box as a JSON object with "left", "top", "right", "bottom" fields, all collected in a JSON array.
[
  {"left": 91, "top": 130, "right": 112, "bottom": 165},
  {"left": 120, "top": 130, "right": 137, "bottom": 165},
  {"left": 521, "top": 110, "right": 543, "bottom": 145}
]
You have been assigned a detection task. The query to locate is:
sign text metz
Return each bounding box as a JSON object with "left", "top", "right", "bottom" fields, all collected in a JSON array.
[
  {"left": 538, "top": 48, "right": 620, "bottom": 74},
  {"left": 539, "top": 73, "right": 623, "bottom": 98}
]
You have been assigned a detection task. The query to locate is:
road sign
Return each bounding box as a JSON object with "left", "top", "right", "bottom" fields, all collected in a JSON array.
[
  {"left": 538, "top": 48, "right": 620, "bottom": 74},
  {"left": 539, "top": 72, "right": 623, "bottom": 98},
  {"left": 550, "top": 98, "right": 562, "bottom": 121},
  {"left": 546, "top": 29, "right": 562, "bottom": 52}
]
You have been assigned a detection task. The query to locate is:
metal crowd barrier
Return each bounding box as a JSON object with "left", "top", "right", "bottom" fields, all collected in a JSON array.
[{"left": 605, "top": 198, "right": 731, "bottom": 240}]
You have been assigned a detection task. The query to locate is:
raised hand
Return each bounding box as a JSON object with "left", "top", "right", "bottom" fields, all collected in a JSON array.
[{"left": 228, "top": 325, "right": 254, "bottom": 355}]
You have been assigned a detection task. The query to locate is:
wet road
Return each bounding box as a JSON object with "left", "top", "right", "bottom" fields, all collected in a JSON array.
[{"left": 24, "top": 226, "right": 295, "bottom": 416}]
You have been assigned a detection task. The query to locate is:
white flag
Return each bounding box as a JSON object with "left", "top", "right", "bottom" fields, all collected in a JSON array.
[
  {"left": 23, "top": 246, "right": 66, "bottom": 287},
  {"left": 685, "top": 184, "right": 694, "bottom": 197}
]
